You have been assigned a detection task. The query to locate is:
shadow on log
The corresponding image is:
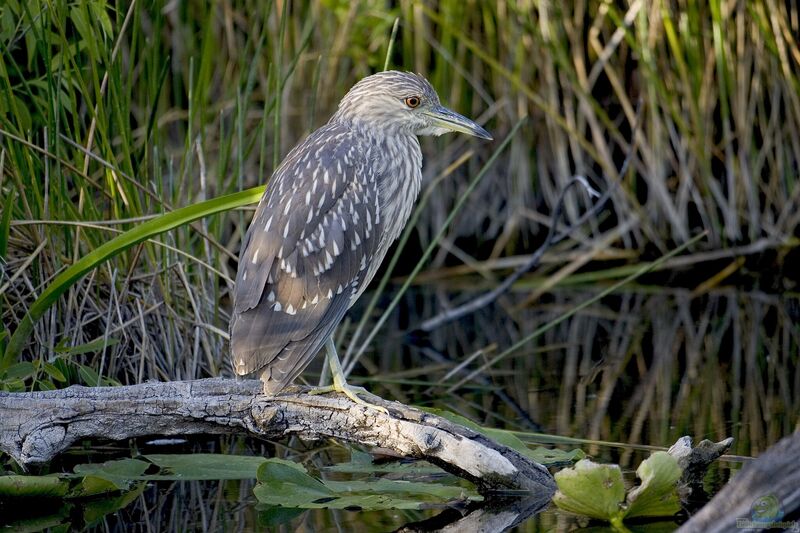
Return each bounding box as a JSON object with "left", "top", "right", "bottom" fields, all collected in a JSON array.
[{"left": 0, "top": 378, "right": 555, "bottom": 496}]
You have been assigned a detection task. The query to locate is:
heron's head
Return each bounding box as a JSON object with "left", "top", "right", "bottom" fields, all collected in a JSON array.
[{"left": 333, "top": 71, "right": 492, "bottom": 140}]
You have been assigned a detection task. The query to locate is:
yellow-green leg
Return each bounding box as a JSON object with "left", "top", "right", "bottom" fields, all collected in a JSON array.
[{"left": 307, "top": 338, "right": 388, "bottom": 414}]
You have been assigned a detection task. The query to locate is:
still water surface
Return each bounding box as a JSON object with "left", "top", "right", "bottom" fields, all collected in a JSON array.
[{"left": 5, "top": 288, "right": 798, "bottom": 531}]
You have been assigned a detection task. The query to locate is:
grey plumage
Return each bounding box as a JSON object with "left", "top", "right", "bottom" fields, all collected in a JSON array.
[{"left": 231, "top": 71, "right": 491, "bottom": 395}]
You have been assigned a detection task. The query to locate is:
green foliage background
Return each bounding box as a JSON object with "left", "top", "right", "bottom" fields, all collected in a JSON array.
[{"left": 1, "top": 0, "right": 799, "bottom": 391}]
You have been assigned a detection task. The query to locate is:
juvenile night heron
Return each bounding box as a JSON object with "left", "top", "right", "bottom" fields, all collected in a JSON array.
[{"left": 231, "top": 71, "right": 492, "bottom": 409}]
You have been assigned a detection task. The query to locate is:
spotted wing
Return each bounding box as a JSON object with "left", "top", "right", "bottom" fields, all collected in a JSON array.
[{"left": 230, "top": 124, "right": 382, "bottom": 393}]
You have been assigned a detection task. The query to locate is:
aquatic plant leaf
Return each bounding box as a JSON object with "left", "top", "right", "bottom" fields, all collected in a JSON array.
[
  {"left": 0, "top": 474, "right": 69, "bottom": 497},
  {"left": 143, "top": 454, "right": 267, "bottom": 480},
  {"left": 254, "top": 458, "right": 335, "bottom": 506},
  {"left": 528, "top": 447, "right": 586, "bottom": 465},
  {"left": 625, "top": 452, "right": 681, "bottom": 518},
  {"left": 254, "top": 458, "right": 478, "bottom": 510},
  {"left": 553, "top": 459, "right": 626, "bottom": 522},
  {"left": 73, "top": 458, "right": 150, "bottom": 490},
  {"left": 326, "top": 479, "right": 476, "bottom": 500},
  {"left": 69, "top": 475, "right": 123, "bottom": 498},
  {"left": 324, "top": 449, "right": 443, "bottom": 475},
  {"left": 81, "top": 483, "right": 146, "bottom": 525},
  {"left": 257, "top": 506, "right": 306, "bottom": 527}
]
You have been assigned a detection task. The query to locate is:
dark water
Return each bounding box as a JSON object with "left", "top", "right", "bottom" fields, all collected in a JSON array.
[{"left": 3, "top": 288, "right": 797, "bottom": 531}]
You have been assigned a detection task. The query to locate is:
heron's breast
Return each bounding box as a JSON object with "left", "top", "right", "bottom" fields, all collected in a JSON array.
[{"left": 351, "top": 134, "right": 422, "bottom": 302}]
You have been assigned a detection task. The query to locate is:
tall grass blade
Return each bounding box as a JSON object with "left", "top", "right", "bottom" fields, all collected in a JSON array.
[{"left": 1, "top": 187, "right": 264, "bottom": 369}]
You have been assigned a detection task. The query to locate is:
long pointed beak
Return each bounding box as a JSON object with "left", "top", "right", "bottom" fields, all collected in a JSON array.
[{"left": 423, "top": 106, "right": 493, "bottom": 140}]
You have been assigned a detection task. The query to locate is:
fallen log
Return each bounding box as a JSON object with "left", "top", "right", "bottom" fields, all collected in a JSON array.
[{"left": 0, "top": 378, "right": 555, "bottom": 496}]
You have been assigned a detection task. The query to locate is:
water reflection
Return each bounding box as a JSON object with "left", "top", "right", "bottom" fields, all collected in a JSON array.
[{"left": 363, "top": 288, "right": 798, "bottom": 464}]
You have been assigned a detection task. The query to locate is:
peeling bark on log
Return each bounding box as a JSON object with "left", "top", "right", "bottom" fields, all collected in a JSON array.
[{"left": 0, "top": 378, "right": 555, "bottom": 496}]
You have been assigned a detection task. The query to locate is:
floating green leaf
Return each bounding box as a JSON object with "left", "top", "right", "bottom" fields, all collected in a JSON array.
[
  {"left": 81, "top": 484, "right": 147, "bottom": 526},
  {"left": 254, "top": 458, "right": 479, "bottom": 511},
  {"left": 72, "top": 454, "right": 268, "bottom": 483},
  {"left": 324, "top": 449, "right": 443, "bottom": 475},
  {"left": 73, "top": 458, "right": 150, "bottom": 490},
  {"left": 553, "top": 453, "right": 682, "bottom": 527},
  {"left": 0, "top": 474, "right": 69, "bottom": 498},
  {"left": 553, "top": 459, "right": 626, "bottom": 523},
  {"left": 257, "top": 506, "right": 306, "bottom": 528},
  {"left": 255, "top": 458, "right": 335, "bottom": 506},
  {"left": 626, "top": 452, "right": 681, "bottom": 518},
  {"left": 143, "top": 453, "right": 268, "bottom": 480}
]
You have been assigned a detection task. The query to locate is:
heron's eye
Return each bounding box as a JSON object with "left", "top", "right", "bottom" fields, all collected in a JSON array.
[{"left": 404, "top": 96, "right": 421, "bottom": 108}]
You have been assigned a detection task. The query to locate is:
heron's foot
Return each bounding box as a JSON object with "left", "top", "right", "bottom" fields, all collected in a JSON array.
[{"left": 307, "top": 380, "right": 388, "bottom": 414}]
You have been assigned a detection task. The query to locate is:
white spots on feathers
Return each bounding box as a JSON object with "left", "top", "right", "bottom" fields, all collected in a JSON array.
[
  {"left": 283, "top": 198, "right": 293, "bottom": 215},
  {"left": 252, "top": 249, "right": 259, "bottom": 264},
  {"left": 286, "top": 304, "right": 296, "bottom": 315},
  {"left": 264, "top": 215, "right": 273, "bottom": 232}
]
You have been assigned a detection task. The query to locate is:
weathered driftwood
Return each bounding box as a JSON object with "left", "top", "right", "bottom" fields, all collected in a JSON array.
[
  {"left": 678, "top": 431, "right": 800, "bottom": 532},
  {"left": 0, "top": 378, "right": 555, "bottom": 495}
]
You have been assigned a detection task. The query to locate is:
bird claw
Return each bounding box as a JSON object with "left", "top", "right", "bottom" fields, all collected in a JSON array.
[{"left": 307, "top": 382, "right": 389, "bottom": 414}]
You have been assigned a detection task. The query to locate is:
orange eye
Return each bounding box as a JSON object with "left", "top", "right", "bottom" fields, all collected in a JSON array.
[{"left": 404, "top": 96, "right": 421, "bottom": 108}]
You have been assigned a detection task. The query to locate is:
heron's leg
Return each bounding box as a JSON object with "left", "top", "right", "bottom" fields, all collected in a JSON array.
[{"left": 307, "top": 338, "right": 388, "bottom": 414}]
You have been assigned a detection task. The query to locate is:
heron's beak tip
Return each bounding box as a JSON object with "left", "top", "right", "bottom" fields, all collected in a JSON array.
[{"left": 427, "top": 107, "right": 493, "bottom": 141}]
